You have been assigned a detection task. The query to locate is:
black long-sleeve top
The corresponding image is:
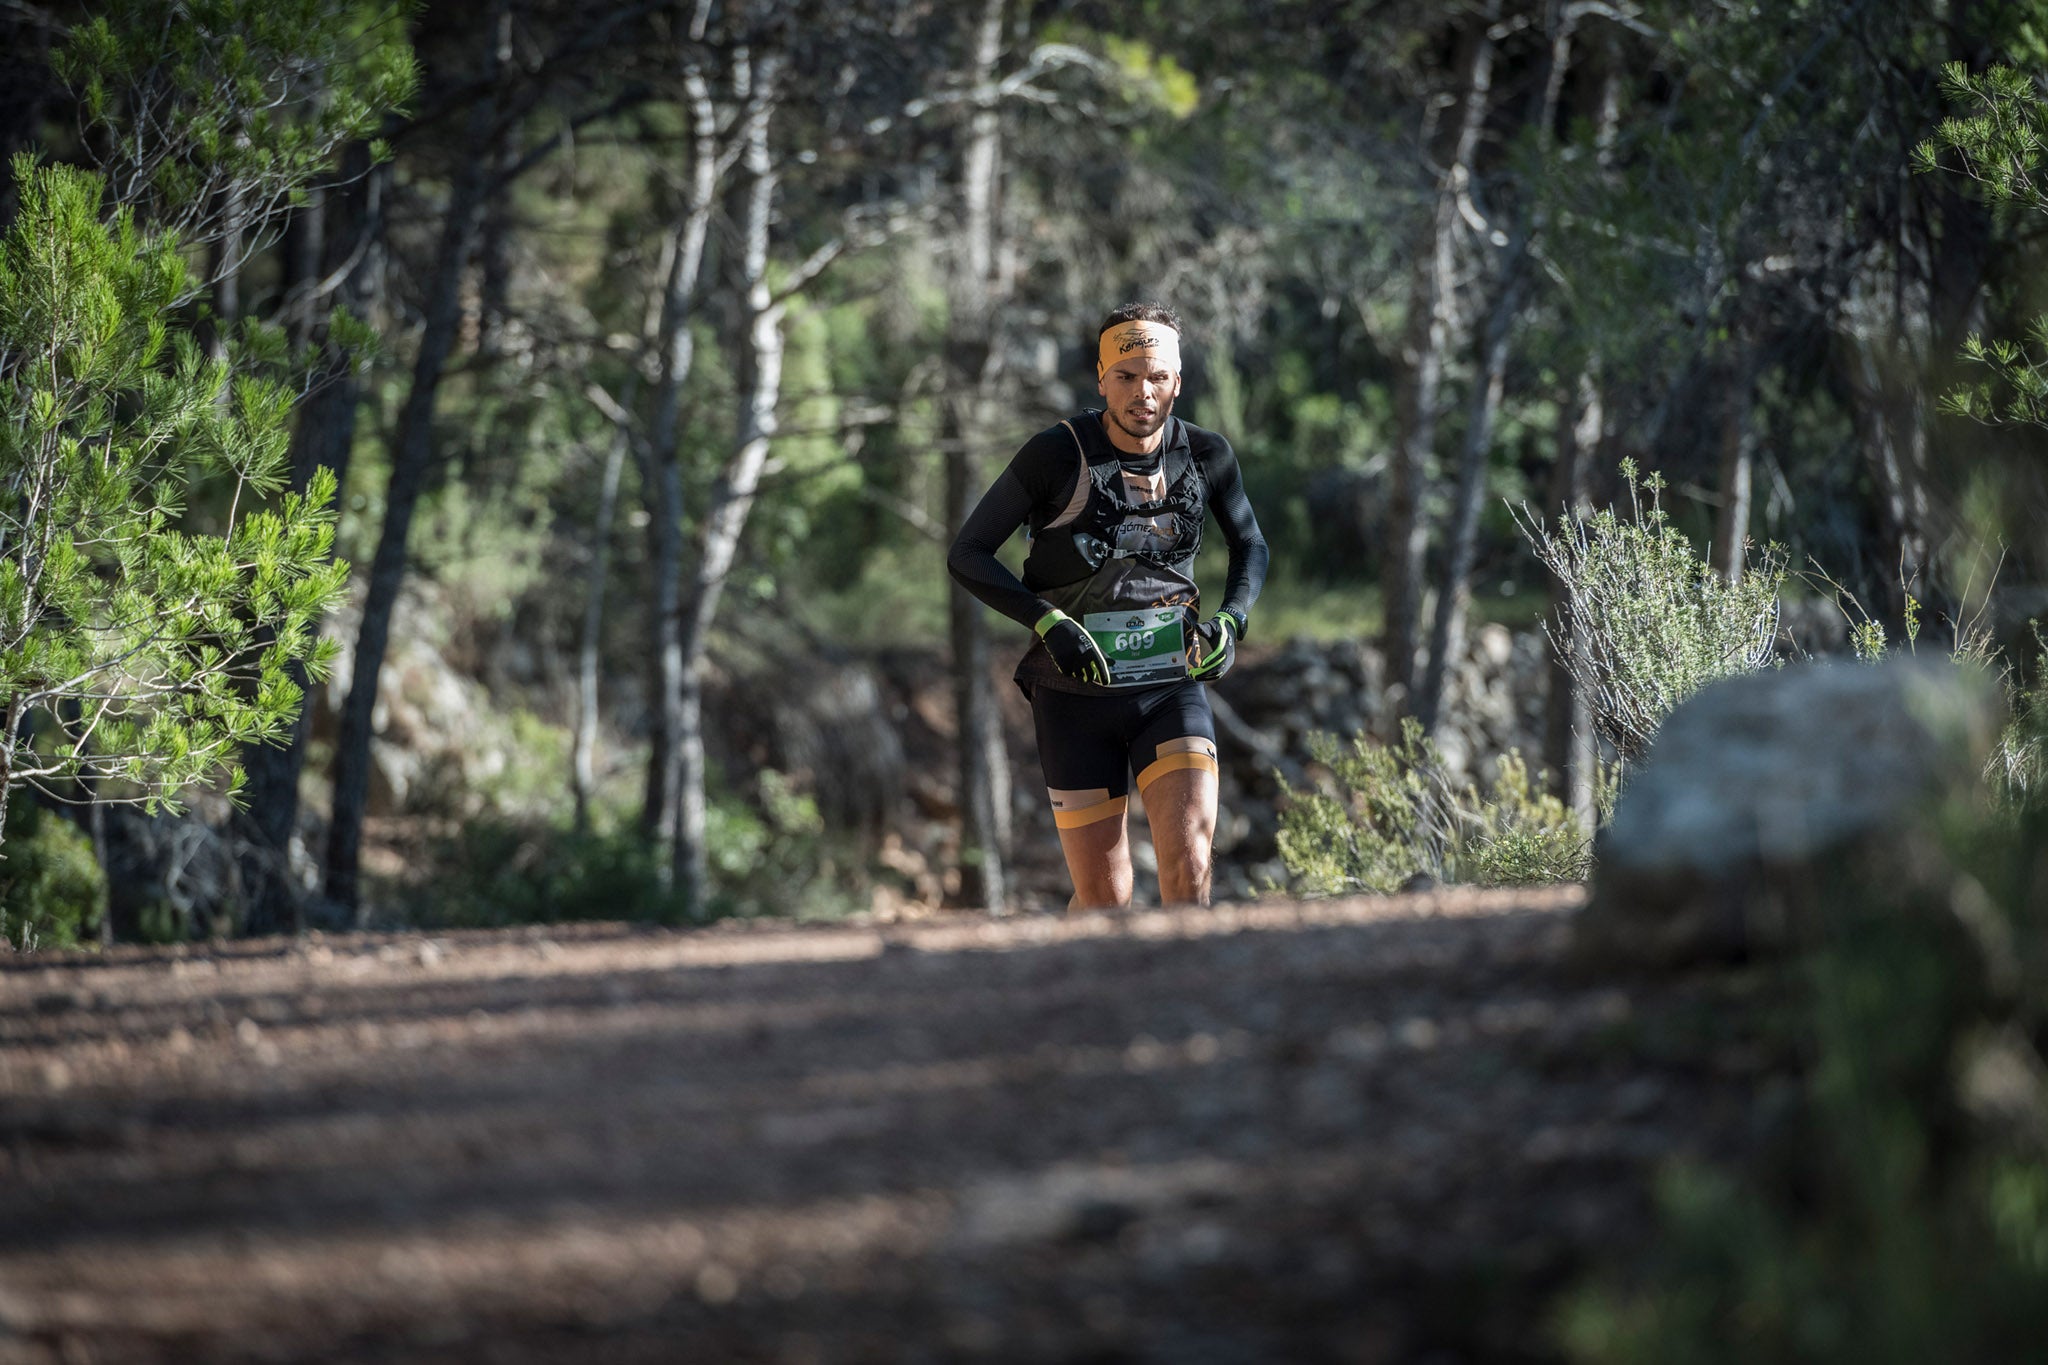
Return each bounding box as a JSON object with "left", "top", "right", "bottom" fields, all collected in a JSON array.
[{"left": 946, "top": 411, "right": 1269, "bottom": 637}]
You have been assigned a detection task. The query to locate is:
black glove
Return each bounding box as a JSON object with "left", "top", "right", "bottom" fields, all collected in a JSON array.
[
  {"left": 1035, "top": 609, "right": 1110, "bottom": 686},
  {"left": 1189, "top": 610, "right": 1240, "bottom": 681}
]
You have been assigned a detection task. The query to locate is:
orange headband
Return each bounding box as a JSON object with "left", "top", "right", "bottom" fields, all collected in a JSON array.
[{"left": 1097, "top": 321, "right": 1182, "bottom": 377}]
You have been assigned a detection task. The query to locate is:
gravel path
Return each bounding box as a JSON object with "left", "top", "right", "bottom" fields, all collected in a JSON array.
[{"left": 0, "top": 888, "right": 1765, "bottom": 1364}]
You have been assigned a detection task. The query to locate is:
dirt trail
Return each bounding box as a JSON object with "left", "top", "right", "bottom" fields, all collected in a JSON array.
[{"left": 0, "top": 889, "right": 1762, "bottom": 1364}]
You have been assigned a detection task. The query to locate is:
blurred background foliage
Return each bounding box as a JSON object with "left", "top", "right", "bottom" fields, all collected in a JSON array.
[
  {"left": 0, "top": 0, "right": 2043, "bottom": 935},
  {"left": 3, "top": 4, "right": 2048, "bottom": 1354}
]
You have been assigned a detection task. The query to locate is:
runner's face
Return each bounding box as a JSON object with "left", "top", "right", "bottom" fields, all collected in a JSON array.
[{"left": 1097, "top": 357, "right": 1181, "bottom": 442}]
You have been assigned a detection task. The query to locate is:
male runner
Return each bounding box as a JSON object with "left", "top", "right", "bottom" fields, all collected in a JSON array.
[{"left": 947, "top": 303, "right": 1268, "bottom": 909}]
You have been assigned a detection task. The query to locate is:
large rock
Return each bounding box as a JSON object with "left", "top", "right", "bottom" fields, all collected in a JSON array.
[{"left": 1578, "top": 657, "right": 2005, "bottom": 967}]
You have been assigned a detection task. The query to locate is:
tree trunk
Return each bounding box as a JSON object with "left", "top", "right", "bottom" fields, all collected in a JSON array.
[
  {"left": 236, "top": 145, "right": 383, "bottom": 934},
  {"left": 1384, "top": 225, "right": 1449, "bottom": 707},
  {"left": 0, "top": 700, "right": 17, "bottom": 857},
  {"left": 88, "top": 794, "right": 111, "bottom": 945},
  {"left": 476, "top": 137, "right": 518, "bottom": 363},
  {"left": 325, "top": 17, "right": 508, "bottom": 916},
  {"left": 1416, "top": 267, "right": 1519, "bottom": 733},
  {"left": 1848, "top": 337, "right": 1932, "bottom": 617},
  {"left": 944, "top": 0, "right": 1011, "bottom": 912},
  {"left": 1543, "top": 26, "right": 1618, "bottom": 827},
  {"left": 206, "top": 184, "right": 245, "bottom": 367},
  {"left": 640, "top": 60, "right": 720, "bottom": 857},
  {"left": 673, "top": 54, "right": 785, "bottom": 916},
  {"left": 1416, "top": 0, "right": 1564, "bottom": 735},
  {"left": 573, "top": 415, "right": 629, "bottom": 834},
  {"left": 282, "top": 182, "right": 325, "bottom": 354},
  {"left": 1543, "top": 369, "right": 1603, "bottom": 826},
  {"left": 1383, "top": 8, "right": 1495, "bottom": 707},
  {"left": 1712, "top": 322, "right": 1761, "bottom": 585}
]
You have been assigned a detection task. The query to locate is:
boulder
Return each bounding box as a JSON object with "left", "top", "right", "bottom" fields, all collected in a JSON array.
[{"left": 1578, "top": 656, "right": 2005, "bottom": 967}]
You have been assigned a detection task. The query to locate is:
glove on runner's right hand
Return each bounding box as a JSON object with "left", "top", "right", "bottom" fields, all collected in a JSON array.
[{"left": 1035, "top": 609, "right": 1111, "bottom": 686}]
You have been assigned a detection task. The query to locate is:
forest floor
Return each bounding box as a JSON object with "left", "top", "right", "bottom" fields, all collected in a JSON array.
[{"left": 0, "top": 888, "right": 1776, "bottom": 1364}]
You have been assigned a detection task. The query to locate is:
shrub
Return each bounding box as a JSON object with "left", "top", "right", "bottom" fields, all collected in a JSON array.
[
  {"left": 1991, "top": 629, "right": 2047, "bottom": 812},
  {"left": 408, "top": 819, "right": 682, "bottom": 929},
  {"left": 1464, "top": 752, "right": 1598, "bottom": 887},
  {"left": 1277, "top": 720, "right": 1592, "bottom": 893},
  {"left": 1278, "top": 720, "right": 1463, "bottom": 894},
  {"left": 1517, "top": 462, "right": 1785, "bottom": 762},
  {"left": 409, "top": 768, "right": 864, "bottom": 928},
  {"left": 1821, "top": 568, "right": 2046, "bottom": 817},
  {"left": 0, "top": 801, "right": 106, "bottom": 950}
]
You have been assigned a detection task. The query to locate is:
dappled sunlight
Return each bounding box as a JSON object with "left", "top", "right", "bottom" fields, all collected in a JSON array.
[
  {"left": 0, "top": 887, "right": 1766, "bottom": 1363},
  {"left": 2, "top": 0, "right": 2042, "bottom": 1355}
]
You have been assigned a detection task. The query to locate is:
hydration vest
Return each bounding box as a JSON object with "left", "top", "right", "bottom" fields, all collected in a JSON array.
[{"left": 1016, "top": 412, "right": 1207, "bottom": 693}]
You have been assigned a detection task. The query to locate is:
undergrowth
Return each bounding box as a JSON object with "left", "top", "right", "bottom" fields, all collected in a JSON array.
[
  {"left": 1814, "top": 556, "right": 2046, "bottom": 815},
  {"left": 0, "top": 800, "right": 105, "bottom": 950},
  {"left": 405, "top": 769, "right": 867, "bottom": 928},
  {"left": 1277, "top": 719, "right": 1595, "bottom": 893},
  {"left": 1516, "top": 460, "right": 1784, "bottom": 763}
]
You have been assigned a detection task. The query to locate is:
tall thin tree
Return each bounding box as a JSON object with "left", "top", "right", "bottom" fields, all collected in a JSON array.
[
  {"left": 237, "top": 144, "right": 385, "bottom": 930},
  {"left": 325, "top": 6, "right": 512, "bottom": 913},
  {"left": 1417, "top": 0, "right": 1574, "bottom": 733},
  {"left": 1384, "top": 6, "right": 1496, "bottom": 707},
  {"left": 942, "top": 0, "right": 1013, "bottom": 912},
  {"left": 1542, "top": 25, "right": 1619, "bottom": 828},
  {"left": 672, "top": 47, "right": 792, "bottom": 913},
  {"left": 641, "top": 0, "right": 726, "bottom": 857}
]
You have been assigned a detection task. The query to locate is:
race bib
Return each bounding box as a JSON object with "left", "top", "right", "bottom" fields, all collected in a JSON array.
[{"left": 1082, "top": 607, "right": 1189, "bottom": 687}]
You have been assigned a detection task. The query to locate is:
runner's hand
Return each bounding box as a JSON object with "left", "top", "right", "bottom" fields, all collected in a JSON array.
[
  {"left": 1035, "top": 610, "right": 1111, "bottom": 686},
  {"left": 1189, "top": 611, "right": 1239, "bottom": 681}
]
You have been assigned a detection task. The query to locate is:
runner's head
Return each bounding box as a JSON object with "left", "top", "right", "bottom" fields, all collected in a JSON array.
[{"left": 1096, "top": 303, "right": 1183, "bottom": 446}]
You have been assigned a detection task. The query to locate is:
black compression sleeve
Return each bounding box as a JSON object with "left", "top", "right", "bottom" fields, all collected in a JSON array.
[
  {"left": 1195, "top": 431, "right": 1269, "bottom": 637},
  {"left": 945, "top": 426, "right": 1081, "bottom": 630}
]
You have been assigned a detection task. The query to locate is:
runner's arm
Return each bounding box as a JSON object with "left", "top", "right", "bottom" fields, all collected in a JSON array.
[
  {"left": 1197, "top": 433, "right": 1269, "bottom": 638},
  {"left": 945, "top": 428, "right": 1079, "bottom": 630}
]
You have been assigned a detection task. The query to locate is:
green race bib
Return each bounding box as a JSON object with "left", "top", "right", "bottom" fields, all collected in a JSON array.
[{"left": 1082, "top": 607, "right": 1189, "bottom": 687}]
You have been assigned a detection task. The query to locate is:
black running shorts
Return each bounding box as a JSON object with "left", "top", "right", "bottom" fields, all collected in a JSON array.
[{"left": 1028, "top": 680, "right": 1219, "bottom": 830}]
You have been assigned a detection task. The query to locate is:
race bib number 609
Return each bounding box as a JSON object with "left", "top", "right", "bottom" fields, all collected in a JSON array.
[{"left": 1081, "top": 607, "right": 1189, "bottom": 687}]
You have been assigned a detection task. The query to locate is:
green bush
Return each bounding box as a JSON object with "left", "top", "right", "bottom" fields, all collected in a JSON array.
[
  {"left": 1825, "top": 574, "right": 2045, "bottom": 817},
  {"left": 410, "top": 768, "right": 865, "bottom": 928},
  {"left": 703, "top": 772, "right": 865, "bottom": 921},
  {"left": 1992, "top": 632, "right": 2047, "bottom": 812},
  {"left": 0, "top": 801, "right": 106, "bottom": 950},
  {"left": 1277, "top": 719, "right": 1591, "bottom": 894},
  {"left": 1464, "top": 752, "right": 1599, "bottom": 887},
  {"left": 1518, "top": 461, "right": 1785, "bottom": 762},
  {"left": 409, "top": 819, "right": 681, "bottom": 929}
]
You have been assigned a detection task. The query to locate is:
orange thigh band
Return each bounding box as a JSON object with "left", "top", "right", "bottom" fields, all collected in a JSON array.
[
  {"left": 1049, "top": 789, "right": 1129, "bottom": 829},
  {"left": 1136, "top": 738, "right": 1219, "bottom": 794}
]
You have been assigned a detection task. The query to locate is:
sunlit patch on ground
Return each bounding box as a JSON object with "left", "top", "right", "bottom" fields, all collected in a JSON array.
[{"left": 0, "top": 886, "right": 1770, "bottom": 1365}]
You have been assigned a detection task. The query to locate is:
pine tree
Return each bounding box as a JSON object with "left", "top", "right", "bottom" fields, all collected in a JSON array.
[{"left": 0, "top": 155, "right": 349, "bottom": 848}]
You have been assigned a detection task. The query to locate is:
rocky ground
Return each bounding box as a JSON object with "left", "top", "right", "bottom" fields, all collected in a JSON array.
[{"left": 0, "top": 888, "right": 1777, "bottom": 1364}]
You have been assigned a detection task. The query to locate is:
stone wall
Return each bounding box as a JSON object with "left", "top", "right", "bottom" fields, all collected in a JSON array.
[
  {"left": 727, "top": 627, "right": 1563, "bottom": 911},
  {"left": 1204, "top": 625, "right": 1554, "bottom": 895},
  {"left": 291, "top": 603, "right": 1565, "bottom": 914}
]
